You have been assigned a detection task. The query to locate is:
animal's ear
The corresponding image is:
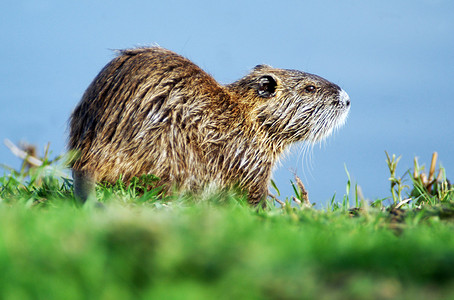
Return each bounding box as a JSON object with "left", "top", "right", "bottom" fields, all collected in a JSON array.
[
  {"left": 253, "top": 64, "right": 272, "bottom": 71},
  {"left": 257, "top": 75, "right": 277, "bottom": 98}
]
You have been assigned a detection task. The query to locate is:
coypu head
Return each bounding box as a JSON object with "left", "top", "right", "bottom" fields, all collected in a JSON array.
[{"left": 227, "top": 64, "right": 350, "bottom": 147}]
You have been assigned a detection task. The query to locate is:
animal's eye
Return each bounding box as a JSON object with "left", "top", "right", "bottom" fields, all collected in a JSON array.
[{"left": 305, "top": 85, "right": 316, "bottom": 93}]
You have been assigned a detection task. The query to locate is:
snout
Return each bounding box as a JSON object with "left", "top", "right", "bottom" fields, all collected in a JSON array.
[{"left": 339, "top": 89, "right": 350, "bottom": 107}]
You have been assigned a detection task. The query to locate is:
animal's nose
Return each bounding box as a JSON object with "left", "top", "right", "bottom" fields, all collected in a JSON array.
[{"left": 339, "top": 89, "right": 350, "bottom": 107}]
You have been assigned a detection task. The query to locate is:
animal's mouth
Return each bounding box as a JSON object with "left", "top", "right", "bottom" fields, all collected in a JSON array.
[{"left": 305, "top": 89, "right": 350, "bottom": 143}]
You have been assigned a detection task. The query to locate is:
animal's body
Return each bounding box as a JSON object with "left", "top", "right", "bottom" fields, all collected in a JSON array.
[{"left": 69, "top": 47, "right": 350, "bottom": 205}]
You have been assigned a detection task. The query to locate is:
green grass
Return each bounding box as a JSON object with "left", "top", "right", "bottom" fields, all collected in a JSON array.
[{"left": 1, "top": 150, "right": 454, "bottom": 299}]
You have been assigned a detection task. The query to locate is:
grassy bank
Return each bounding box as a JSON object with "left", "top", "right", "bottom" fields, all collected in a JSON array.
[{"left": 0, "top": 150, "right": 453, "bottom": 299}]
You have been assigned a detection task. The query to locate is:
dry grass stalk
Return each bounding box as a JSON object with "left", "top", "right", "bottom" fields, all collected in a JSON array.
[
  {"left": 268, "top": 192, "right": 285, "bottom": 206},
  {"left": 294, "top": 175, "right": 311, "bottom": 207},
  {"left": 4, "top": 138, "right": 43, "bottom": 167}
]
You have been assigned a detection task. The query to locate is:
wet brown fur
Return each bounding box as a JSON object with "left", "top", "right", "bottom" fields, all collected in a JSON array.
[{"left": 69, "top": 47, "right": 350, "bottom": 205}]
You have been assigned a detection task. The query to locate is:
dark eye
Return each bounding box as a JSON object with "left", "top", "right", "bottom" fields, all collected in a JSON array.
[
  {"left": 257, "top": 76, "right": 277, "bottom": 98},
  {"left": 304, "top": 85, "right": 316, "bottom": 93}
]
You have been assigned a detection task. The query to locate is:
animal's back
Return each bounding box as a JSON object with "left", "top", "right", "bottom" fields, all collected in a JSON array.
[{"left": 69, "top": 47, "right": 233, "bottom": 193}]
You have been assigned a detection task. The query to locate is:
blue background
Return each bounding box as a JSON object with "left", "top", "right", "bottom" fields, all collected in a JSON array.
[{"left": 1, "top": 0, "right": 453, "bottom": 206}]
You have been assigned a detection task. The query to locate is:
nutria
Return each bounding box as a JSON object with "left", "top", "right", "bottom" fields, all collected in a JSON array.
[{"left": 69, "top": 47, "right": 350, "bottom": 205}]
